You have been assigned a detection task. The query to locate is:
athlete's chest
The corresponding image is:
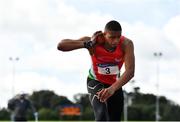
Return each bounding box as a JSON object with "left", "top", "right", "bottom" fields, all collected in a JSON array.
[{"left": 94, "top": 45, "right": 124, "bottom": 63}]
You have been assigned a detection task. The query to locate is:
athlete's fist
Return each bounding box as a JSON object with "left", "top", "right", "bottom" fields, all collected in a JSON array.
[{"left": 84, "top": 31, "right": 106, "bottom": 55}]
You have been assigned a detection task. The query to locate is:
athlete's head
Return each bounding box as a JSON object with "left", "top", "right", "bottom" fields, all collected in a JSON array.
[
  {"left": 104, "top": 20, "right": 122, "bottom": 48},
  {"left": 104, "top": 20, "right": 122, "bottom": 32}
]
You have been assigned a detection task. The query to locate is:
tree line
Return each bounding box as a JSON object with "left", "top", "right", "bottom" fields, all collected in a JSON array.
[{"left": 0, "top": 89, "right": 180, "bottom": 121}]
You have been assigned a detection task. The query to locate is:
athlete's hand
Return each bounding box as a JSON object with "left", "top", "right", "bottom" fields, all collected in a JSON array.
[
  {"left": 84, "top": 31, "right": 105, "bottom": 55},
  {"left": 97, "top": 87, "right": 115, "bottom": 102}
]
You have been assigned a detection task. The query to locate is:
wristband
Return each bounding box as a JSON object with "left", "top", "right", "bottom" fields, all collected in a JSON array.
[{"left": 83, "top": 40, "right": 93, "bottom": 49}]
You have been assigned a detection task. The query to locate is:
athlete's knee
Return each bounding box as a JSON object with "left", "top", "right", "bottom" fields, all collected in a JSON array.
[
  {"left": 93, "top": 102, "right": 108, "bottom": 121},
  {"left": 95, "top": 110, "right": 108, "bottom": 121}
]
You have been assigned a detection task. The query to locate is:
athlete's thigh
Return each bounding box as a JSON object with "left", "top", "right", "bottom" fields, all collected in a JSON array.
[
  {"left": 107, "top": 88, "right": 124, "bottom": 121},
  {"left": 87, "top": 78, "right": 109, "bottom": 121},
  {"left": 87, "top": 78, "right": 104, "bottom": 96},
  {"left": 91, "top": 95, "right": 109, "bottom": 121}
]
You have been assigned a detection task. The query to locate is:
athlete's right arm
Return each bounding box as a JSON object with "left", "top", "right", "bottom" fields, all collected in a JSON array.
[{"left": 57, "top": 36, "right": 91, "bottom": 51}]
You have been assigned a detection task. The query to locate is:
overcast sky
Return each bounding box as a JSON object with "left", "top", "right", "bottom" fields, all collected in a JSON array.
[{"left": 0, "top": 0, "right": 180, "bottom": 108}]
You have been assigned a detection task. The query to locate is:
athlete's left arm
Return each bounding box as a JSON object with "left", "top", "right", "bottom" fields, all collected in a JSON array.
[
  {"left": 112, "top": 38, "right": 135, "bottom": 88},
  {"left": 97, "top": 38, "right": 135, "bottom": 102}
]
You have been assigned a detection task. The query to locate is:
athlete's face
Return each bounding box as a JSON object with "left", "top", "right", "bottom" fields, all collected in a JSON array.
[{"left": 104, "top": 30, "right": 121, "bottom": 48}]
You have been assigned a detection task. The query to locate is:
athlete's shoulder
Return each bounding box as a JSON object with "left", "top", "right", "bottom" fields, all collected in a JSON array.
[
  {"left": 122, "top": 36, "right": 133, "bottom": 46},
  {"left": 120, "top": 36, "right": 133, "bottom": 52}
]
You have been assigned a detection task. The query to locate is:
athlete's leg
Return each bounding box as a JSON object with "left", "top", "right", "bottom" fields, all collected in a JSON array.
[
  {"left": 107, "top": 88, "right": 124, "bottom": 121},
  {"left": 87, "top": 78, "right": 109, "bottom": 121}
]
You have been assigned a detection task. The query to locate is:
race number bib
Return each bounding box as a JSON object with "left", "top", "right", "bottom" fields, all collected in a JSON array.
[{"left": 97, "top": 64, "right": 119, "bottom": 75}]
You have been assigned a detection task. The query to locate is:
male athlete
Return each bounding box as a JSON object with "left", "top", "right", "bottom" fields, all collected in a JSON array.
[{"left": 57, "top": 20, "right": 135, "bottom": 121}]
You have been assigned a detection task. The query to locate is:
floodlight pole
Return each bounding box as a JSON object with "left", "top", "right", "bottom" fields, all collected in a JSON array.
[
  {"left": 9, "top": 57, "right": 19, "bottom": 97},
  {"left": 153, "top": 52, "right": 162, "bottom": 122}
]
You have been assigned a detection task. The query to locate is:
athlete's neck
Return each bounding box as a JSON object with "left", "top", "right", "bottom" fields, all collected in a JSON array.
[{"left": 104, "top": 43, "right": 116, "bottom": 52}]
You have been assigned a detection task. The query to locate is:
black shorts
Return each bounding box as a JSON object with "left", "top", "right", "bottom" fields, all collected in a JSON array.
[{"left": 87, "top": 77, "right": 124, "bottom": 121}]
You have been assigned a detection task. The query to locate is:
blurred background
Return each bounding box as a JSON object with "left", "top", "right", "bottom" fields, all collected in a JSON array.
[{"left": 0, "top": 0, "right": 180, "bottom": 121}]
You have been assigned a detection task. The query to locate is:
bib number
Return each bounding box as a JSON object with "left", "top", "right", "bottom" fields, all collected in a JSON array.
[{"left": 97, "top": 64, "right": 119, "bottom": 75}]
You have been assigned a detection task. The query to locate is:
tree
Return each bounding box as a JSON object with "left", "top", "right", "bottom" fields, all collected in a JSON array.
[
  {"left": 29, "top": 90, "right": 73, "bottom": 120},
  {"left": 0, "top": 108, "right": 10, "bottom": 120},
  {"left": 30, "top": 90, "right": 72, "bottom": 109},
  {"left": 38, "top": 108, "right": 59, "bottom": 120},
  {"left": 1, "top": 89, "right": 180, "bottom": 121}
]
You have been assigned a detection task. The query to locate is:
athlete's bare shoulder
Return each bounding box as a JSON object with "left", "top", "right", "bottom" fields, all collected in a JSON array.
[
  {"left": 123, "top": 37, "right": 133, "bottom": 45},
  {"left": 121, "top": 37, "right": 134, "bottom": 52}
]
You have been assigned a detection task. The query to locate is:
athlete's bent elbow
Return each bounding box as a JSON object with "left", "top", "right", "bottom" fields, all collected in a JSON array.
[
  {"left": 127, "top": 68, "right": 134, "bottom": 80},
  {"left": 131, "top": 72, "right": 134, "bottom": 79},
  {"left": 130, "top": 69, "right": 135, "bottom": 79}
]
